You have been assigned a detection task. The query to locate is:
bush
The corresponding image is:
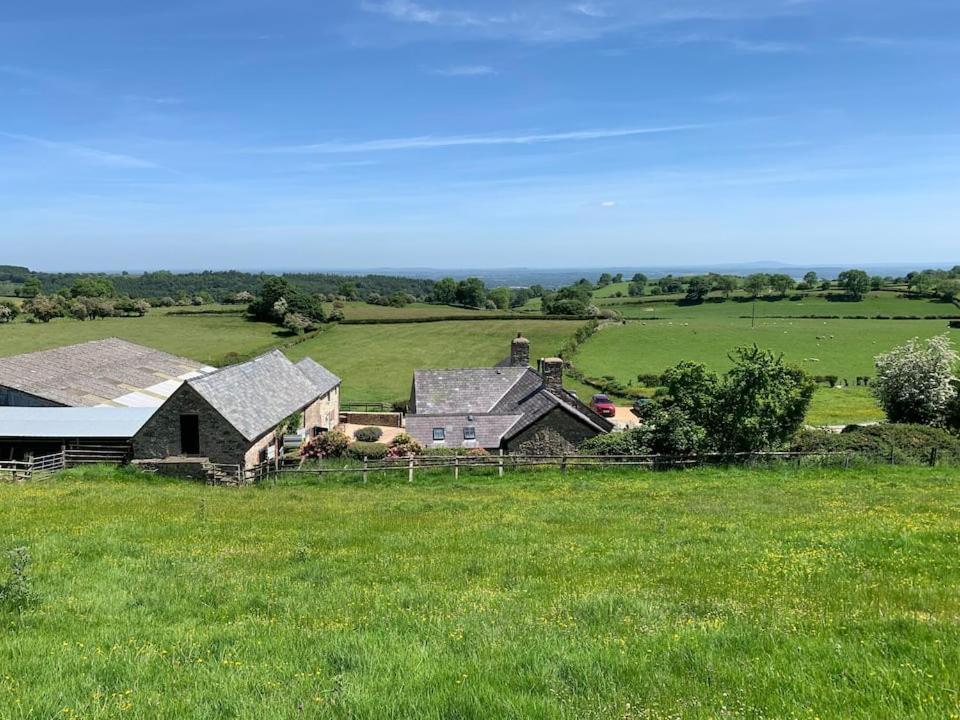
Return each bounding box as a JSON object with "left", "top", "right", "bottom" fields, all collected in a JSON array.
[
  {"left": 0, "top": 547, "right": 35, "bottom": 612},
  {"left": 388, "top": 433, "right": 423, "bottom": 458},
  {"left": 348, "top": 442, "right": 388, "bottom": 460},
  {"left": 792, "top": 425, "right": 960, "bottom": 464},
  {"left": 874, "top": 335, "right": 958, "bottom": 426},
  {"left": 354, "top": 426, "right": 383, "bottom": 442},
  {"left": 580, "top": 428, "right": 651, "bottom": 456},
  {"left": 300, "top": 431, "right": 350, "bottom": 459}
]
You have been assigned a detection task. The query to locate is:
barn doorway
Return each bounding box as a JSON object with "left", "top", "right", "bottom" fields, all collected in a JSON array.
[{"left": 179, "top": 414, "right": 200, "bottom": 455}]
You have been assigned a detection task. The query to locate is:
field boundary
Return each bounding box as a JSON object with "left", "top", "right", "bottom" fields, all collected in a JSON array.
[{"left": 338, "top": 314, "right": 595, "bottom": 325}]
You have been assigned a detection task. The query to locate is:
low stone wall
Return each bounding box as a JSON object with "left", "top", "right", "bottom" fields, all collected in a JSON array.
[
  {"left": 339, "top": 412, "right": 403, "bottom": 428},
  {"left": 133, "top": 458, "right": 209, "bottom": 481}
]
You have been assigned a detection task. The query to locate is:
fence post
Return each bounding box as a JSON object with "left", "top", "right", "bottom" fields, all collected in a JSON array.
[
  {"left": 408, "top": 456, "right": 414, "bottom": 483},
  {"left": 498, "top": 449, "right": 504, "bottom": 478},
  {"left": 929, "top": 448, "right": 939, "bottom": 467},
  {"left": 363, "top": 457, "right": 369, "bottom": 484},
  {"left": 561, "top": 453, "right": 567, "bottom": 475},
  {"left": 454, "top": 455, "right": 460, "bottom": 481}
]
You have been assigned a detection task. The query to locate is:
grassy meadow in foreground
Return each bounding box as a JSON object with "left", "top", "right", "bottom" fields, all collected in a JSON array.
[{"left": 1, "top": 466, "right": 958, "bottom": 719}]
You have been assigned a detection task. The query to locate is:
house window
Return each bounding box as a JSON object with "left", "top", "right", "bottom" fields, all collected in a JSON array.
[
  {"left": 433, "top": 428, "right": 446, "bottom": 442},
  {"left": 463, "top": 427, "right": 477, "bottom": 441}
]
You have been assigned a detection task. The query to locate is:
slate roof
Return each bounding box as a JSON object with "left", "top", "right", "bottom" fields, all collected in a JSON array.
[
  {"left": 405, "top": 414, "right": 523, "bottom": 450},
  {"left": 294, "top": 358, "right": 341, "bottom": 396},
  {"left": 187, "top": 350, "right": 331, "bottom": 442},
  {"left": 408, "top": 365, "right": 612, "bottom": 449},
  {"left": 0, "top": 338, "right": 215, "bottom": 408},
  {"left": 411, "top": 367, "right": 528, "bottom": 415},
  {"left": 0, "top": 407, "right": 155, "bottom": 439}
]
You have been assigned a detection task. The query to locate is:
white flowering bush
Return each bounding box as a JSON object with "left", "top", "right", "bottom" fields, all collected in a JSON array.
[{"left": 874, "top": 335, "right": 959, "bottom": 426}]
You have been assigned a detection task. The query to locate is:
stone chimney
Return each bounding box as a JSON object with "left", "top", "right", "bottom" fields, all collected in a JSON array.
[
  {"left": 510, "top": 333, "right": 530, "bottom": 367},
  {"left": 539, "top": 357, "right": 564, "bottom": 397}
]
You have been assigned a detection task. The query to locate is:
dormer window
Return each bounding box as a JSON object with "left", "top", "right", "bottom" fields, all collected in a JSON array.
[{"left": 433, "top": 428, "right": 446, "bottom": 441}]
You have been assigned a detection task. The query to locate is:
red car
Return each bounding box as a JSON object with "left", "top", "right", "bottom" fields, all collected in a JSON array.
[{"left": 590, "top": 394, "right": 617, "bottom": 417}]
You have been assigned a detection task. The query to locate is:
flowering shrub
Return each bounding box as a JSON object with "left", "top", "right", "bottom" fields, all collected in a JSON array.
[
  {"left": 388, "top": 433, "right": 423, "bottom": 458},
  {"left": 300, "top": 431, "right": 350, "bottom": 460}
]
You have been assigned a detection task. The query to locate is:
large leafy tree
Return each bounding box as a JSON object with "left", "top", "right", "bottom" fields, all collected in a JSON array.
[
  {"left": 618, "top": 347, "right": 814, "bottom": 454},
  {"left": 454, "top": 277, "right": 487, "bottom": 308},
  {"left": 743, "top": 273, "right": 769, "bottom": 298},
  {"left": 838, "top": 269, "right": 871, "bottom": 300},
  {"left": 874, "top": 335, "right": 959, "bottom": 426},
  {"left": 769, "top": 273, "right": 795, "bottom": 297},
  {"left": 431, "top": 277, "right": 457, "bottom": 304}
]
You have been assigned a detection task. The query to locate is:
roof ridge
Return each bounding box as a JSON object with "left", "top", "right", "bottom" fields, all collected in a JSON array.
[{"left": 189, "top": 348, "right": 288, "bottom": 385}]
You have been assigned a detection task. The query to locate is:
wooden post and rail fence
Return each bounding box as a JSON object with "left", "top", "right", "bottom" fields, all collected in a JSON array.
[{"left": 2, "top": 447, "right": 950, "bottom": 484}]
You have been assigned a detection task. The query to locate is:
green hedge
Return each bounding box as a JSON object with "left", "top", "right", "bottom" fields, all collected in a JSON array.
[
  {"left": 792, "top": 424, "right": 960, "bottom": 465},
  {"left": 340, "top": 314, "right": 594, "bottom": 325}
]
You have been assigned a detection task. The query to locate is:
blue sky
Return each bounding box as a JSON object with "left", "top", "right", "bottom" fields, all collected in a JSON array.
[{"left": 1, "top": 0, "right": 958, "bottom": 271}]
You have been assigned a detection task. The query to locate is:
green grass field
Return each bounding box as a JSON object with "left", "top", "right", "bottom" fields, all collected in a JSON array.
[
  {"left": 286, "top": 320, "right": 583, "bottom": 402},
  {"left": 324, "top": 302, "right": 502, "bottom": 321},
  {"left": 576, "top": 318, "right": 958, "bottom": 381},
  {"left": 0, "top": 312, "right": 286, "bottom": 367},
  {"left": 597, "top": 292, "right": 958, "bottom": 320},
  {"left": 1, "top": 466, "right": 957, "bottom": 719}
]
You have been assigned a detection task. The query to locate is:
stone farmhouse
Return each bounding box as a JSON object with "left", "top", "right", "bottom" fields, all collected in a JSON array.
[
  {"left": 132, "top": 350, "right": 340, "bottom": 468},
  {"left": 405, "top": 334, "right": 613, "bottom": 452}
]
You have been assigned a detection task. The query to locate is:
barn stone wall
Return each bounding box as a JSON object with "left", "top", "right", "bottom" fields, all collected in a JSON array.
[
  {"left": 504, "top": 406, "right": 601, "bottom": 453},
  {"left": 304, "top": 387, "right": 340, "bottom": 434},
  {"left": 131, "top": 384, "right": 253, "bottom": 467}
]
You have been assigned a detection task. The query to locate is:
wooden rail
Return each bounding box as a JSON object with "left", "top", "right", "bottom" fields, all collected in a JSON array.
[{"left": 266, "top": 450, "right": 860, "bottom": 484}]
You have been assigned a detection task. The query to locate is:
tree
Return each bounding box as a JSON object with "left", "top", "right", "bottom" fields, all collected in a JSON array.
[
  {"left": 487, "top": 287, "right": 511, "bottom": 311},
  {"left": 769, "top": 273, "right": 795, "bottom": 297},
  {"left": 874, "top": 335, "right": 959, "bottom": 426},
  {"left": 23, "top": 295, "right": 63, "bottom": 322},
  {"left": 631, "top": 273, "right": 648, "bottom": 285},
  {"left": 454, "top": 278, "right": 487, "bottom": 308},
  {"left": 743, "top": 273, "right": 769, "bottom": 298},
  {"left": 70, "top": 277, "right": 116, "bottom": 298},
  {"left": 684, "top": 276, "right": 712, "bottom": 303},
  {"left": 542, "top": 283, "right": 593, "bottom": 316},
  {"left": 0, "top": 300, "right": 20, "bottom": 323},
  {"left": 628, "top": 281, "right": 645, "bottom": 297},
  {"left": 431, "top": 277, "right": 457, "bottom": 304},
  {"left": 803, "top": 271, "right": 818, "bottom": 288},
  {"left": 936, "top": 279, "right": 960, "bottom": 302},
  {"left": 870, "top": 276, "right": 885, "bottom": 291},
  {"left": 623, "top": 347, "right": 814, "bottom": 454},
  {"left": 612, "top": 273, "right": 623, "bottom": 284},
  {"left": 16, "top": 277, "right": 42, "bottom": 298},
  {"left": 838, "top": 269, "right": 870, "bottom": 300},
  {"left": 714, "top": 275, "right": 739, "bottom": 299}
]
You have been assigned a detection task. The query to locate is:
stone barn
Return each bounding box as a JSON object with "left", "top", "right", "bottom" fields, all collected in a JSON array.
[
  {"left": 132, "top": 351, "right": 340, "bottom": 468},
  {"left": 405, "top": 334, "right": 613, "bottom": 453}
]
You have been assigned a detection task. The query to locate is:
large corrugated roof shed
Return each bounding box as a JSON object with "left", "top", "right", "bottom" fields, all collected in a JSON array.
[
  {"left": 188, "top": 350, "right": 329, "bottom": 442},
  {"left": 0, "top": 407, "right": 155, "bottom": 439},
  {"left": 0, "top": 338, "right": 216, "bottom": 408}
]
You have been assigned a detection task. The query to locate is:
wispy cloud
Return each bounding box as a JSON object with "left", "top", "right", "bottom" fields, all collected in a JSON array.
[
  {"left": 359, "top": 0, "right": 819, "bottom": 44},
  {"left": 255, "top": 124, "right": 709, "bottom": 154},
  {"left": 0, "top": 131, "right": 161, "bottom": 169},
  {"left": 428, "top": 64, "right": 496, "bottom": 77},
  {"left": 844, "top": 35, "right": 959, "bottom": 52},
  {"left": 360, "top": 0, "right": 482, "bottom": 27}
]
